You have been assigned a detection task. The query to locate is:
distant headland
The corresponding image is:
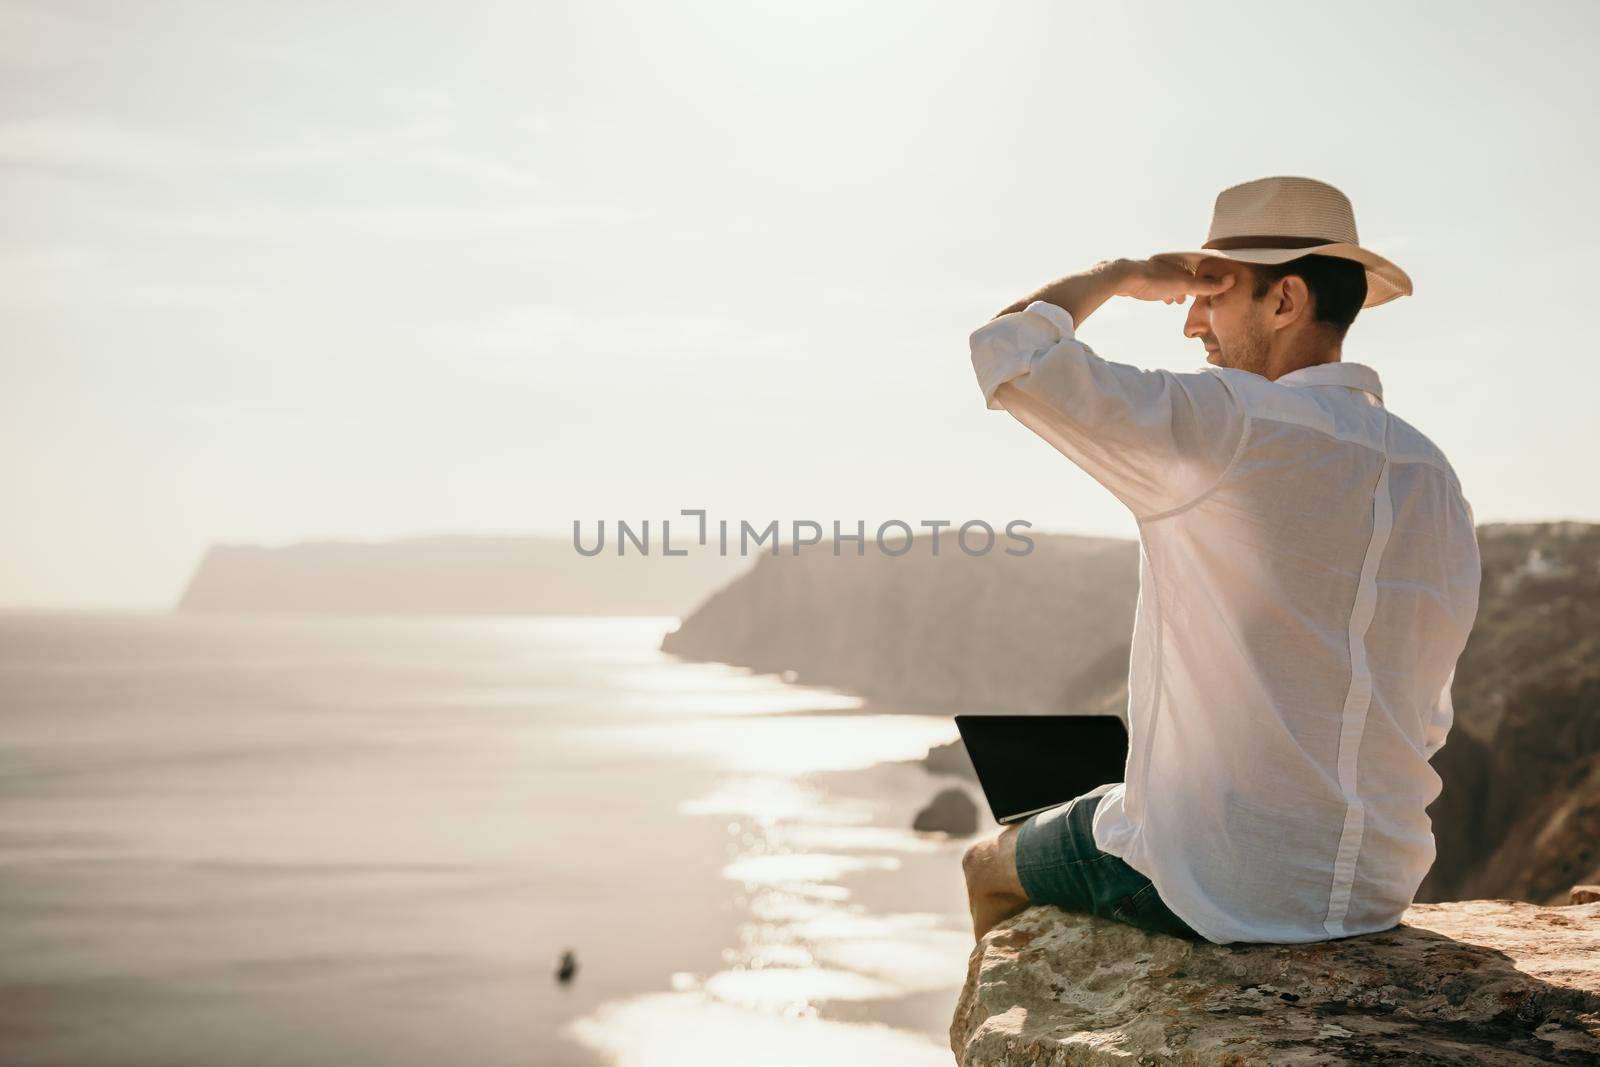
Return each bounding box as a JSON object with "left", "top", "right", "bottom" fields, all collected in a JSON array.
[{"left": 175, "top": 534, "right": 751, "bottom": 618}]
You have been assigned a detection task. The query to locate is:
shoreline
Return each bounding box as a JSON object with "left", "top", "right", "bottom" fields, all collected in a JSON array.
[{"left": 561, "top": 710, "right": 988, "bottom": 1065}]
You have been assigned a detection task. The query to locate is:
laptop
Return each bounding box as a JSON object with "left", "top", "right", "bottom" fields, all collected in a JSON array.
[{"left": 954, "top": 714, "right": 1129, "bottom": 825}]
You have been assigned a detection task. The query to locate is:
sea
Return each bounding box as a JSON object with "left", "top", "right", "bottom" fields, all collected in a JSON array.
[{"left": 0, "top": 611, "right": 980, "bottom": 1066}]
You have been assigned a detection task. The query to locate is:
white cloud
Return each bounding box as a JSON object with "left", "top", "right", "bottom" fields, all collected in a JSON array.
[
  {"left": 110, "top": 201, "right": 646, "bottom": 242},
  {"left": 0, "top": 115, "right": 545, "bottom": 190},
  {"left": 473, "top": 304, "right": 810, "bottom": 367},
  {"left": 0, "top": 243, "right": 282, "bottom": 310}
]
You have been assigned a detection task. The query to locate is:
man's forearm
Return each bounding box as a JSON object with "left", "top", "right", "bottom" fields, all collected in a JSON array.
[{"left": 992, "top": 259, "right": 1130, "bottom": 323}]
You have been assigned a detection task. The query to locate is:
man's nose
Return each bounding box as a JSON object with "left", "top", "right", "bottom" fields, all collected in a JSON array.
[{"left": 1183, "top": 300, "right": 1209, "bottom": 339}]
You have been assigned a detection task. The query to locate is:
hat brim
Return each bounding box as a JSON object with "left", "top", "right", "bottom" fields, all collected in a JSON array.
[{"left": 1147, "top": 243, "right": 1412, "bottom": 308}]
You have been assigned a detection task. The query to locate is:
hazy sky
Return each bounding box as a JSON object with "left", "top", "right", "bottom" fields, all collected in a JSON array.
[{"left": 3, "top": 0, "right": 1597, "bottom": 607}]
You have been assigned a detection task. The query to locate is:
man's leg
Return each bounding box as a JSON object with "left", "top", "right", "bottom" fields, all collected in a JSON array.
[{"left": 961, "top": 822, "right": 1031, "bottom": 941}]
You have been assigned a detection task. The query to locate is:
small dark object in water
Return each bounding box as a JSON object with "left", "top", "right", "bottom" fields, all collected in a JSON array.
[
  {"left": 556, "top": 949, "right": 578, "bottom": 984},
  {"left": 913, "top": 787, "right": 980, "bottom": 835}
]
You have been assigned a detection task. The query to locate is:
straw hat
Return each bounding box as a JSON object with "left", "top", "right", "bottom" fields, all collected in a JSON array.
[{"left": 1149, "top": 176, "right": 1412, "bottom": 308}]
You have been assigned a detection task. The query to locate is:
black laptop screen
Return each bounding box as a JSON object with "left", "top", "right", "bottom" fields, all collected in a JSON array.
[{"left": 954, "top": 714, "right": 1129, "bottom": 825}]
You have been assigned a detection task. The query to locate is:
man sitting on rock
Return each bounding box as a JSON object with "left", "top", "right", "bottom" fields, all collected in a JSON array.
[{"left": 959, "top": 177, "right": 1482, "bottom": 945}]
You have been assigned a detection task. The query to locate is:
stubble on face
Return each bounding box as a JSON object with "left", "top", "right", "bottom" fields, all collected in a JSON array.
[
  {"left": 1209, "top": 264, "right": 1270, "bottom": 375},
  {"left": 1228, "top": 309, "right": 1271, "bottom": 376}
]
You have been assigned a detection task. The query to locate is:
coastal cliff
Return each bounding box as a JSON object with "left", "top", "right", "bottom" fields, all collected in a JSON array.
[
  {"left": 662, "top": 533, "right": 1138, "bottom": 714},
  {"left": 952, "top": 898, "right": 1600, "bottom": 1065},
  {"left": 663, "top": 523, "right": 1600, "bottom": 906},
  {"left": 1423, "top": 522, "right": 1600, "bottom": 902}
]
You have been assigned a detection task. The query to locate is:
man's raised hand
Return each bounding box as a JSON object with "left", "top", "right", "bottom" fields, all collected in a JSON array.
[
  {"left": 990, "top": 258, "right": 1235, "bottom": 324},
  {"left": 1113, "top": 258, "right": 1235, "bottom": 305}
]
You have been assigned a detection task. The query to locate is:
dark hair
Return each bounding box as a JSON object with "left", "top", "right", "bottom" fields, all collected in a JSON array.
[{"left": 1247, "top": 254, "right": 1367, "bottom": 335}]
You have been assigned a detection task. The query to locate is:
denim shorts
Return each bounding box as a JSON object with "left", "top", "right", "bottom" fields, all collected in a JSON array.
[{"left": 1014, "top": 782, "right": 1201, "bottom": 940}]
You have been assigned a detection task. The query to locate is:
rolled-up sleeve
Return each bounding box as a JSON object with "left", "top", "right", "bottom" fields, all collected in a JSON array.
[{"left": 970, "top": 300, "right": 1248, "bottom": 520}]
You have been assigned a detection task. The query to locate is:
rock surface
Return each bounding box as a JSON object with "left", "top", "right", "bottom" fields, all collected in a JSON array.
[{"left": 951, "top": 899, "right": 1600, "bottom": 1065}]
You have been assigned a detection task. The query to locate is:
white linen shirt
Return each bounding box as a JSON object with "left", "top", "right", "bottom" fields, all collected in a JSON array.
[{"left": 971, "top": 299, "right": 1482, "bottom": 945}]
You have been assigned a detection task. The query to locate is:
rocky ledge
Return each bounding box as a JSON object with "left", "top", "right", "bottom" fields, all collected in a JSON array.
[{"left": 951, "top": 898, "right": 1600, "bottom": 1065}]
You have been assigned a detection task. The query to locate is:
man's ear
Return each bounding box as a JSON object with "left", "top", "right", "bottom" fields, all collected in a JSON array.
[{"left": 1275, "top": 274, "right": 1312, "bottom": 327}]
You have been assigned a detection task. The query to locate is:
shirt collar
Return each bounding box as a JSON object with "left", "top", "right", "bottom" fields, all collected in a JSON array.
[{"left": 1271, "top": 361, "right": 1384, "bottom": 404}]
